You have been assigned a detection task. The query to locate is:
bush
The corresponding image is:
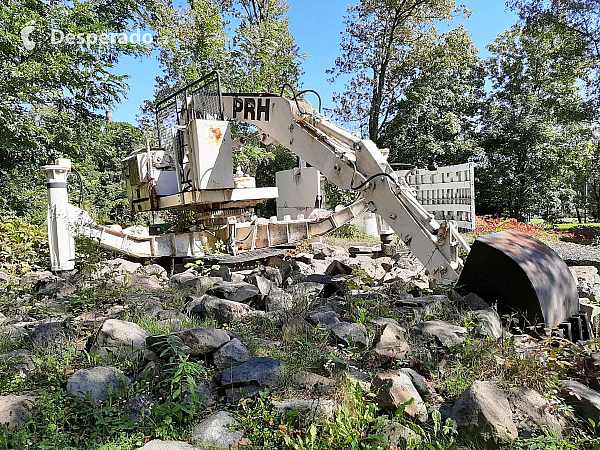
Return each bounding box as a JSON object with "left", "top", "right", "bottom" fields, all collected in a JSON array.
[{"left": 0, "top": 214, "right": 49, "bottom": 275}]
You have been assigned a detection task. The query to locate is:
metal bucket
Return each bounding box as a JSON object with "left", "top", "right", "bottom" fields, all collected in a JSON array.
[{"left": 457, "top": 230, "right": 579, "bottom": 329}]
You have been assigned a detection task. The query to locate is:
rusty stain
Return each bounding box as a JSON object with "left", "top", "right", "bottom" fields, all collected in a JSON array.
[{"left": 209, "top": 126, "right": 223, "bottom": 143}]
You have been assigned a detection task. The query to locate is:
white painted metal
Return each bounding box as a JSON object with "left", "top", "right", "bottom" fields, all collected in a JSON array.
[
  {"left": 41, "top": 159, "right": 75, "bottom": 271},
  {"left": 396, "top": 163, "right": 476, "bottom": 231},
  {"left": 275, "top": 167, "right": 321, "bottom": 220}
]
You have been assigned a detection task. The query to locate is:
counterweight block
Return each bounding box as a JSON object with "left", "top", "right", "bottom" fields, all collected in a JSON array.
[{"left": 457, "top": 230, "right": 579, "bottom": 329}]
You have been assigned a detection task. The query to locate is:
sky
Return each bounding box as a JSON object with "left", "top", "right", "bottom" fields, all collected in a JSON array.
[{"left": 109, "top": 0, "right": 519, "bottom": 124}]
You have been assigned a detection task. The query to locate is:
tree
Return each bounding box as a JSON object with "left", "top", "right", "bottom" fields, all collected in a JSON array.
[
  {"left": 327, "top": 0, "right": 465, "bottom": 142},
  {"left": 379, "top": 26, "right": 485, "bottom": 167},
  {"left": 508, "top": 0, "right": 600, "bottom": 108},
  {"left": 477, "top": 24, "right": 594, "bottom": 221}
]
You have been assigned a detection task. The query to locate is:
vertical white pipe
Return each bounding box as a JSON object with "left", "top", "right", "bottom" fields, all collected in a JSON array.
[{"left": 41, "top": 159, "right": 75, "bottom": 271}]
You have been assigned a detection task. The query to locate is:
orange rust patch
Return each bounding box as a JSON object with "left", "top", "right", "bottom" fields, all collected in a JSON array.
[{"left": 209, "top": 126, "right": 223, "bottom": 143}]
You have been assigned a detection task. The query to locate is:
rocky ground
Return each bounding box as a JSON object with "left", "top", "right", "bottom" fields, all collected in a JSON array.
[{"left": 1, "top": 241, "right": 600, "bottom": 449}]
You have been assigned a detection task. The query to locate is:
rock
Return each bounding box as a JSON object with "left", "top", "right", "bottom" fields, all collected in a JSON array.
[
  {"left": 137, "top": 440, "right": 198, "bottom": 450},
  {"left": 413, "top": 320, "right": 468, "bottom": 346},
  {"left": 0, "top": 395, "right": 36, "bottom": 430},
  {"left": 282, "top": 315, "right": 314, "bottom": 342},
  {"left": 195, "top": 383, "right": 218, "bottom": 407},
  {"left": 91, "top": 319, "right": 149, "bottom": 359},
  {"left": 102, "top": 258, "right": 142, "bottom": 275},
  {"left": 139, "top": 264, "right": 168, "bottom": 282},
  {"left": 263, "top": 266, "right": 284, "bottom": 286},
  {"left": 580, "top": 299, "right": 600, "bottom": 333},
  {"left": 23, "top": 320, "right": 69, "bottom": 346},
  {"left": 325, "top": 260, "right": 353, "bottom": 277},
  {"left": 294, "top": 253, "right": 314, "bottom": 264},
  {"left": 372, "top": 372, "right": 427, "bottom": 421},
  {"left": 570, "top": 266, "right": 600, "bottom": 285},
  {"left": 66, "top": 366, "right": 131, "bottom": 404},
  {"left": 196, "top": 276, "right": 223, "bottom": 292},
  {"left": 0, "top": 271, "right": 18, "bottom": 285},
  {"left": 245, "top": 274, "right": 273, "bottom": 297},
  {"left": 463, "top": 292, "right": 492, "bottom": 310},
  {"left": 36, "top": 280, "right": 76, "bottom": 298},
  {"left": 290, "top": 372, "right": 335, "bottom": 395},
  {"left": 475, "top": 308, "right": 502, "bottom": 340},
  {"left": 118, "top": 273, "right": 164, "bottom": 291},
  {"left": 381, "top": 420, "right": 422, "bottom": 447},
  {"left": 272, "top": 397, "right": 335, "bottom": 420},
  {"left": 560, "top": 379, "right": 600, "bottom": 423},
  {"left": 124, "top": 394, "right": 153, "bottom": 422},
  {"left": 0, "top": 349, "right": 35, "bottom": 374},
  {"left": 330, "top": 322, "right": 368, "bottom": 348},
  {"left": 374, "top": 323, "right": 411, "bottom": 362},
  {"left": 191, "top": 411, "right": 243, "bottom": 449},
  {"left": 306, "top": 274, "right": 331, "bottom": 284},
  {"left": 170, "top": 270, "right": 200, "bottom": 291},
  {"left": 220, "top": 357, "right": 284, "bottom": 388},
  {"left": 384, "top": 268, "right": 429, "bottom": 290},
  {"left": 287, "top": 282, "right": 323, "bottom": 299},
  {"left": 20, "top": 270, "right": 54, "bottom": 286},
  {"left": 184, "top": 294, "right": 251, "bottom": 324},
  {"left": 398, "top": 368, "right": 437, "bottom": 401},
  {"left": 207, "top": 281, "right": 261, "bottom": 303},
  {"left": 137, "top": 361, "right": 160, "bottom": 381},
  {"left": 147, "top": 327, "right": 230, "bottom": 356},
  {"left": 209, "top": 266, "right": 232, "bottom": 282},
  {"left": 213, "top": 338, "right": 251, "bottom": 370},
  {"left": 450, "top": 381, "right": 518, "bottom": 449},
  {"left": 507, "top": 386, "right": 565, "bottom": 438},
  {"left": 309, "top": 310, "right": 340, "bottom": 328},
  {"left": 265, "top": 287, "right": 293, "bottom": 311},
  {"left": 371, "top": 317, "right": 404, "bottom": 330}
]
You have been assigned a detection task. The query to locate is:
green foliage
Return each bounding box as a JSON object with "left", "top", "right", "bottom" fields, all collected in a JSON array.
[
  {"left": 0, "top": 214, "right": 49, "bottom": 275},
  {"left": 329, "top": 223, "right": 370, "bottom": 240}
]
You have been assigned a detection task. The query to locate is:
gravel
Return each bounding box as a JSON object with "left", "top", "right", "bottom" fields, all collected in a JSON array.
[{"left": 547, "top": 242, "right": 600, "bottom": 267}]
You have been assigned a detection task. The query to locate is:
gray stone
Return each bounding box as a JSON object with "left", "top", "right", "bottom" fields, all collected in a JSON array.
[
  {"left": 0, "top": 271, "right": 18, "bottom": 285},
  {"left": 147, "top": 327, "right": 230, "bottom": 356},
  {"left": 371, "top": 317, "right": 404, "bottom": 330},
  {"left": 287, "top": 282, "right": 323, "bottom": 299},
  {"left": 282, "top": 315, "right": 313, "bottom": 342},
  {"left": 413, "top": 320, "right": 468, "bottom": 346},
  {"left": 383, "top": 268, "right": 429, "bottom": 290},
  {"left": 570, "top": 266, "right": 600, "bottom": 285},
  {"left": 265, "top": 287, "right": 293, "bottom": 311},
  {"left": 195, "top": 383, "right": 218, "bottom": 407},
  {"left": 245, "top": 274, "right": 273, "bottom": 297},
  {"left": 207, "top": 281, "right": 261, "bottom": 303},
  {"left": 374, "top": 323, "right": 411, "bottom": 362},
  {"left": 263, "top": 266, "right": 284, "bottom": 286},
  {"left": 290, "top": 372, "right": 335, "bottom": 395},
  {"left": 560, "top": 379, "right": 600, "bottom": 423},
  {"left": 91, "top": 319, "right": 149, "bottom": 359},
  {"left": 381, "top": 420, "right": 422, "bottom": 447},
  {"left": 224, "top": 385, "right": 263, "bottom": 402},
  {"left": 309, "top": 310, "right": 340, "bottom": 328},
  {"left": 37, "top": 280, "right": 76, "bottom": 298},
  {"left": 136, "top": 440, "right": 198, "bottom": 450},
  {"left": 209, "top": 266, "right": 232, "bottom": 282},
  {"left": 398, "top": 368, "right": 437, "bottom": 401},
  {"left": 23, "top": 320, "right": 69, "bottom": 346},
  {"left": 330, "top": 322, "right": 368, "bottom": 348},
  {"left": 450, "top": 381, "right": 518, "bottom": 449},
  {"left": 213, "top": 338, "right": 251, "bottom": 370},
  {"left": 0, "top": 349, "right": 35, "bottom": 374},
  {"left": 140, "top": 264, "right": 168, "bottom": 282},
  {"left": 191, "top": 411, "right": 243, "bottom": 449},
  {"left": 66, "top": 366, "right": 131, "bottom": 404},
  {"left": 196, "top": 276, "right": 223, "bottom": 292},
  {"left": 117, "top": 273, "right": 164, "bottom": 291},
  {"left": 20, "top": 270, "right": 54, "bottom": 286},
  {"left": 272, "top": 397, "right": 335, "bottom": 420},
  {"left": 220, "top": 356, "right": 284, "bottom": 388},
  {"left": 475, "top": 308, "right": 503, "bottom": 340},
  {"left": 0, "top": 395, "right": 36, "bottom": 430},
  {"left": 184, "top": 294, "right": 251, "bottom": 324},
  {"left": 170, "top": 270, "right": 199, "bottom": 291},
  {"left": 124, "top": 394, "right": 153, "bottom": 422},
  {"left": 372, "top": 371, "right": 427, "bottom": 422},
  {"left": 325, "top": 260, "right": 353, "bottom": 276},
  {"left": 508, "top": 386, "right": 565, "bottom": 438}
]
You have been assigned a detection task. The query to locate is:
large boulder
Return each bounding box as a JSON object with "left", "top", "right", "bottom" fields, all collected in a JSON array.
[
  {"left": 184, "top": 294, "right": 251, "bottom": 324},
  {"left": 412, "top": 320, "right": 468, "bottom": 346},
  {"left": 191, "top": 411, "right": 243, "bottom": 449},
  {"left": 147, "top": 327, "right": 230, "bottom": 356},
  {"left": 0, "top": 395, "right": 36, "bottom": 430},
  {"left": 264, "top": 287, "right": 293, "bottom": 311},
  {"left": 213, "top": 338, "right": 251, "bottom": 370},
  {"left": 66, "top": 366, "right": 131, "bottom": 404},
  {"left": 272, "top": 397, "right": 335, "bottom": 421},
  {"left": 372, "top": 371, "right": 427, "bottom": 422},
  {"left": 450, "top": 381, "right": 518, "bottom": 449},
  {"left": 560, "top": 379, "right": 600, "bottom": 423},
  {"left": 90, "top": 319, "right": 149, "bottom": 359}
]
